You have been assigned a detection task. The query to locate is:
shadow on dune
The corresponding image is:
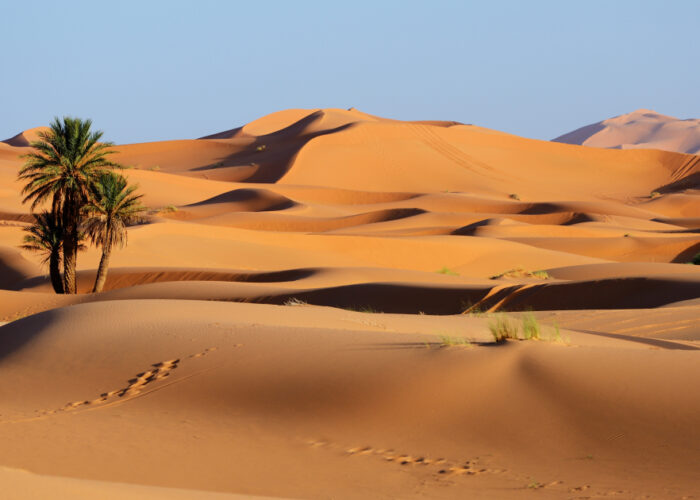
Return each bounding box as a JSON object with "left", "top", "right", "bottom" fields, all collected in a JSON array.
[
  {"left": 672, "top": 242, "right": 700, "bottom": 263},
  {"left": 655, "top": 171, "right": 700, "bottom": 193},
  {"left": 184, "top": 188, "right": 296, "bottom": 211},
  {"left": 551, "top": 121, "right": 607, "bottom": 144},
  {"left": 0, "top": 309, "right": 60, "bottom": 362},
  {"left": 192, "top": 111, "right": 356, "bottom": 183},
  {"left": 13, "top": 267, "right": 321, "bottom": 293}
]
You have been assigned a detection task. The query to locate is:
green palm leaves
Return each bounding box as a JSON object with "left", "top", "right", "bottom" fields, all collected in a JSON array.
[
  {"left": 83, "top": 172, "right": 145, "bottom": 292},
  {"left": 17, "top": 117, "right": 142, "bottom": 294},
  {"left": 21, "top": 211, "right": 65, "bottom": 294}
]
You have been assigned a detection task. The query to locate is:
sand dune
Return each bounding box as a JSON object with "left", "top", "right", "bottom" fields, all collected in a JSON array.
[
  {"left": 1, "top": 107, "right": 699, "bottom": 498},
  {"left": 553, "top": 108, "right": 700, "bottom": 154},
  {"left": 0, "top": 300, "right": 698, "bottom": 499}
]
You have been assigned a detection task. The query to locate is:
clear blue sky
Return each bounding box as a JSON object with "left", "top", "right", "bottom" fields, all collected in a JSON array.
[{"left": 1, "top": 0, "right": 698, "bottom": 144}]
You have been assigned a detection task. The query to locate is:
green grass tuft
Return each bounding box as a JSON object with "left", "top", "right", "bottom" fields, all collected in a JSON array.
[
  {"left": 439, "top": 335, "right": 472, "bottom": 347},
  {"left": 489, "top": 313, "right": 519, "bottom": 342},
  {"left": 521, "top": 312, "right": 541, "bottom": 340},
  {"left": 436, "top": 266, "right": 459, "bottom": 276}
]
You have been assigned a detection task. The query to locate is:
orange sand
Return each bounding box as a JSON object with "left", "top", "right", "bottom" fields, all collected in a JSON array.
[{"left": 1, "top": 108, "right": 698, "bottom": 499}]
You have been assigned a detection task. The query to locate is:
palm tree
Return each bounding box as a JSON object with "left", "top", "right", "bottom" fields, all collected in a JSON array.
[
  {"left": 83, "top": 171, "right": 145, "bottom": 293},
  {"left": 18, "top": 117, "right": 120, "bottom": 294},
  {"left": 21, "top": 212, "right": 64, "bottom": 294}
]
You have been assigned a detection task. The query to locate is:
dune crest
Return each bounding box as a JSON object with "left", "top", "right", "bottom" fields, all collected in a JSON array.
[
  {"left": 553, "top": 108, "right": 700, "bottom": 154},
  {"left": 1, "top": 127, "right": 51, "bottom": 148}
]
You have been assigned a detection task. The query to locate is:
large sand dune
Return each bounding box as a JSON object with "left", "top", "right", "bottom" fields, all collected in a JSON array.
[
  {"left": 0, "top": 108, "right": 699, "bottom": 498},
  {"left": 553, "top": 108, "right": 700, "bottom": 155}
]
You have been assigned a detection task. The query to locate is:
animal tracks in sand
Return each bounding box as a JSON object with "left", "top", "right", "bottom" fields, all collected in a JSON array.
[
  {"left": 306, "top": 439, "right": 503, "bottom": 478},
  {"left": 307, "top": 439, "right": 607, "bottom": 495},
  {"left": 2, "top": 346, "right": 238, "bottom": 423}
]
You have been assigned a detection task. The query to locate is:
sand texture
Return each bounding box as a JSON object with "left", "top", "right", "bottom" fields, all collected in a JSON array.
[{"left": 1, "top": 108, "right": 699, "bottom": 499}]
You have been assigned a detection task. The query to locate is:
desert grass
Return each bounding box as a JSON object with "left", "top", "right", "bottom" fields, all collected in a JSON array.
[
  {"left": 490, "top": 267, "right": 550, "bottom": 280},
  {"left": 436, "top": 266, "right": 459, "bottom": 276},
  {"left": 521, "top": 311, "right": 541, "bottom": 340},
  {"left": 438, "top": 335, "right": 472, "bottom": 347},
  {"left": 283, "top": 298, "right": 308, "bottom": 306},
  {"left": 342, "top": 305, "right": 381, "bottom": 313},
  {"left": 489, "top": 313, "right": 519, "bottom": 342},
  {"left": 489, "top": 313, "right": 567, "bottom": 344}
]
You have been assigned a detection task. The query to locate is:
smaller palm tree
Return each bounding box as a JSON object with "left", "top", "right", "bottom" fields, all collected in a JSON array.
[
  {"left": 21, "top": 212, "right": 65, "bottom": 294},
  {"left": 83, "top": 172, "right": 145, "bottom": 293}
]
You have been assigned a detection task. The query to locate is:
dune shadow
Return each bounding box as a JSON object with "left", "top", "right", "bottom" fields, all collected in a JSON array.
[
  {"left": 192, "top": 111, "right": 356, "bottom": 183},
  {"left": 184, "top": 188, "right": 296, "bottom": 211},
  {"left": 672, "top": 242, "right": 700, "bottom": 263},
  {"left": 572, "top": 328, "right": 700, "bottom": 351},
  {"left": 0, "top": 309, "right": 60, "bottom": 362},
  {"left": 348, "top": 341, "right": 497, "bottom": 351}
]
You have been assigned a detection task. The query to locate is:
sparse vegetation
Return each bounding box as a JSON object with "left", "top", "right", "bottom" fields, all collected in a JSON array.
[
  {"left": 488, "top": 313, "right": 567, "bottom": 344},
  {"left": 161, "top": 204, "right": 178, "bottom": 213},
  {"left": 436, "top": 266, "right": 459, "bottom": 276},
  {"left": 509, "top": 193, "right": 520, "bottom": 200},
  {"left": 489, "top": 313, "right": 520, "bottom": 342},
  {"left": 490, "top": 267, "right": 550, "bottom": 280},
  {"left": 149, "top": 165, "right": 161, "bottom": 171},
  {"left": 462, "top": 302, "right": 486, "bottom": 316},
  {"left": 256, "top": 144, "right": 267, "bottom": 152},
  {"left": 283, "top": 298, "right": 308, "bottom": 306},
  {"left": 439, "top": 335, "right": 472, "bottom": 347},
  {"left": 343, "top": 305, "right": 380, "bottom": 313},
  {"left": 521, "top": 312, "right": 541, "bottom": 340},
  {"left": 650, "top": 191, "right": 661, "bottom": 198},
  {"left": 551, "top": 321, "right": 563, "bottom": 343}
]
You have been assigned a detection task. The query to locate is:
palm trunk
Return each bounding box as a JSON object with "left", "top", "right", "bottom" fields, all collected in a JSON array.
[
  {"left": 62, "top": 233, "right": 77, "bottom": 294},
  {"left": 92, "top": 247, "right": 111, "bottom": 293},
  {"left": 49, "top": 249, "right": 64, "bottom": 294},
  {"left": 62, "top": 198, "right": 78, "bottom": 294}
]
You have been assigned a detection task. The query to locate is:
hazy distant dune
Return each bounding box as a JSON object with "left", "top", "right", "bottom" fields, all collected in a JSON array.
[{"left": 553, "top": 109, "right": 700, "bottom": 154}]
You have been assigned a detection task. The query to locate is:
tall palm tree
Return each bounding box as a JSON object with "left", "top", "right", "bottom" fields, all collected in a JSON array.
[
  {"left": 18, "top": 117, "right": 120, "bottom": 294},
  {"left": 83, "top": 172, "right": 145, "bottom": 293},
  {"left": 21, "top": 212, "right": 64, "bottom": 294}
]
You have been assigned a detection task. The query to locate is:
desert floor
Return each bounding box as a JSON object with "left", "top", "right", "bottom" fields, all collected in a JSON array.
[{"left": 1, "top": 108, "right": 699, "bottom": 499}]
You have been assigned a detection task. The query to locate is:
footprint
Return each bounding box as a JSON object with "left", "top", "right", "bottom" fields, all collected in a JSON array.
[
  {"left": 336, "top": 442, "right": 499, "bottom": 477},
  {"left": 21, "top": 347, "right": 224, "bottom": 421}
]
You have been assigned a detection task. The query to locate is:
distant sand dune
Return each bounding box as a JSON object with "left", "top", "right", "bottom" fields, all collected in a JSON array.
[{"left": 553, "top": 108, "right": 700, "bottom": 154}]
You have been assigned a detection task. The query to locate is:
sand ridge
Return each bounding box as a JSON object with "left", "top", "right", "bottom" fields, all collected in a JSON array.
[{"left": 0, "top": 108, "right": 698, "bottom": 498}]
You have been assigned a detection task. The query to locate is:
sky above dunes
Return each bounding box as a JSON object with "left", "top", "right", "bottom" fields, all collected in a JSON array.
[{"left": 1, "top": 0, "right": 699, "bottom": 145}]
